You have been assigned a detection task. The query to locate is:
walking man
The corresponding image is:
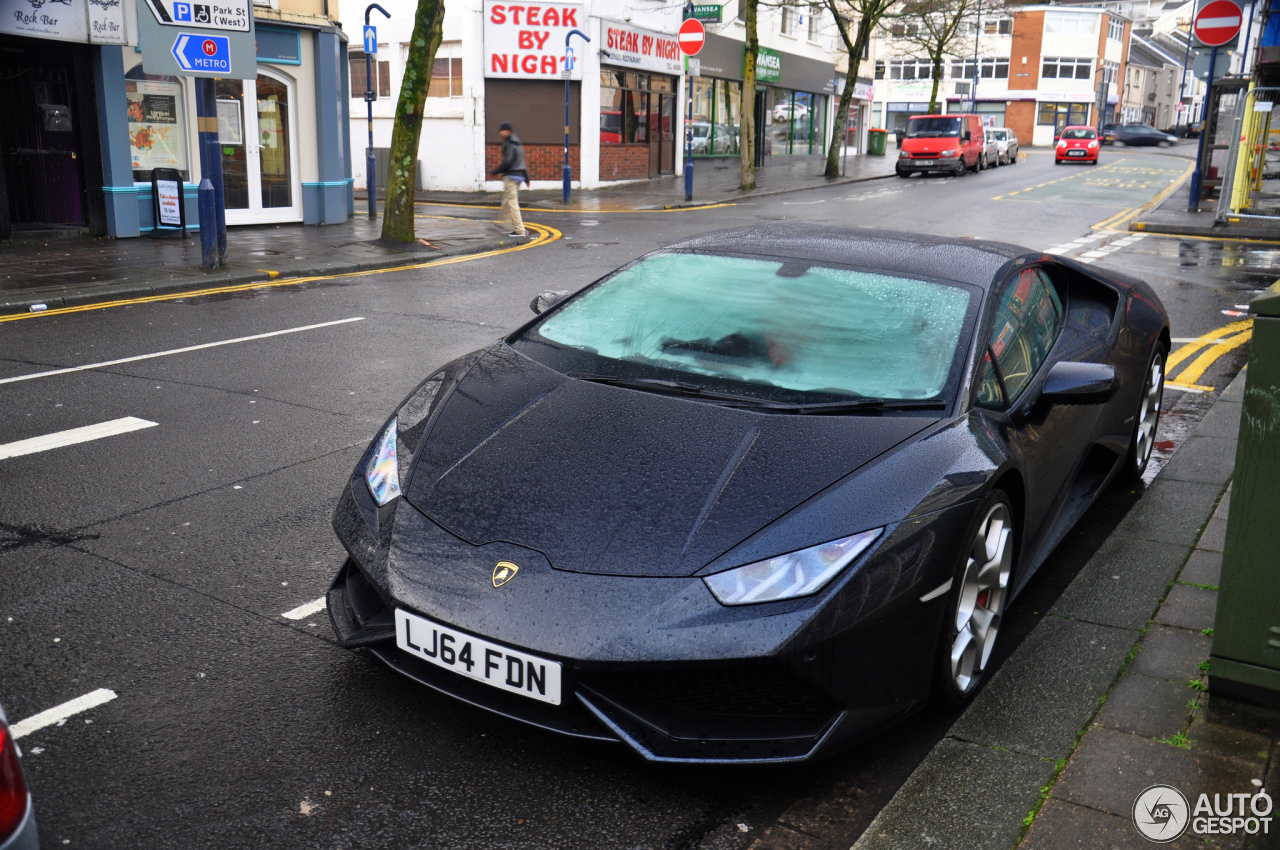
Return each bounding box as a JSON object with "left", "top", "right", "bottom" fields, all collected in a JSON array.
[{"left": 490, "top": 122, "right": 528, "bottom": 238}]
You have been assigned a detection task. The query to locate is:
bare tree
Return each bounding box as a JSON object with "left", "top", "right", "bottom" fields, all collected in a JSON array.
[
  {"left": 381, "top": 0, "right": 447, "bottom": 243},
  {"left": 740, "top": 0, "right": 760, "bottom": 189},
  {"left": 819, "top": 0, "right": 897, "bottom": 177},
  {"left": 886, "top": 0, "right": 977, "bottom": 114}
]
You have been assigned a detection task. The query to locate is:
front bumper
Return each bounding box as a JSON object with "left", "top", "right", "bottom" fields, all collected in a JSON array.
[
  {"left": 899, "top": 156, "right": 962, "bottom": 170},
  {"left": 330, "top": 475, "right": 965, "bottom": 763}
]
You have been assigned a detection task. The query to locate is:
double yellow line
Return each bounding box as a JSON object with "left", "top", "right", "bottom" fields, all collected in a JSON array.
[
  {"left": 1, "top": 222, "right": 562, "bottom": 324},
  {"left": 1165, "top": 319, "right": 1254, "bottom": 392}
]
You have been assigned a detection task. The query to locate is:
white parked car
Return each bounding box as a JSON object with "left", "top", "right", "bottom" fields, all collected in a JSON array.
[{"left": 989, "top": 127, "right": 1020, "bottom": 165}]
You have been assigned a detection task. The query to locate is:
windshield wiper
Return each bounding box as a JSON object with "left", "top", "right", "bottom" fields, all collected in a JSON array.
[
  {"left": 567, "top": 373, "right": 779, "bottom": 406},
  {"left": 568, "top": 374, "right": 947, "bottom": 414}
]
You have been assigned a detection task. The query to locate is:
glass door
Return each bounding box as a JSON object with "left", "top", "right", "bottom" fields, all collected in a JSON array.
[{"left": 217, "top": 70, "right": 301, "bottom": 224}]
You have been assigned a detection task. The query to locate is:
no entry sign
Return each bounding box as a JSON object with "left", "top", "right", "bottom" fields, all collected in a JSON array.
[
  {"left": 1193, "top": 0, "right": 1243, "bottom": 47},
  {"left": 678, "top": 18, "right": 705, "bottom": 56}
]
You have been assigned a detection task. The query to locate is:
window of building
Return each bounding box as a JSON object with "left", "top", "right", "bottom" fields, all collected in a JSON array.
[
  {"left": 349, "top": 51, "right": 390, "bottom": 98},
  {"left": 950, "top": 57, "right": 1009, "bottom": 79},
  {"left": 737, "top": 1, "right": 745, "bottom": 22},
  {"left": 420, "top": 41, "right": 463, "bottom": 97},
  {"left": 984, "top": 16, "right": 1013, "bottom": 35},
  {"left": 1041, "top": 57, "right": 1093, "bottom": 80},
  {"left": 1108, "top": 18, "right": 1124, "bottom": 41},
  {"left": 125, "top": 66, "right": 190, "bottom": 182},
  {"left": 602, "top": 69, "right": 673, "bottom": 144},
  {"left": 1044, "top": 10, "right": 1099, "bottom": 35},
  {"left": 690, "top": 77, "right": 743, "bottom": 157},
  {"left": 875, "top": 60, "right": 885, "bottom": 80},
  {"left": 781, "top": 6, "right": 794, "bottom": 34},
  {"left": 885, "top": 20, "right": 923, "bottom": 38},
  {"left": 1102, "top": 60, "right": 1119, "bottom": 87},
  {"left": 1037, "top": 101, "right": 1091, "bottom": 125},
  {"left": 808, "top": 8, "right": 821, "bottom": 39},
  {"left": 888, "top": 58, "right": 933, "bottom": 80}
]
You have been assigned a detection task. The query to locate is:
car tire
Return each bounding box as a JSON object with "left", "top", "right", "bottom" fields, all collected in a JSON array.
[
  {"left": 979, "top": 153, "right": 988, "bottom": 171},
  {"left": 896, "top": 167, "right": 911, "bottom": 178},
  {"left": 954, "top": 160, "right": 967, "bottom": 177},
  {"left": 1119, "top": 347, "right": 1166, "bottom": 482},
  {"left": 1114, "top": 140, "right": 1127, "bottom": 147},
  {"left": 1158, "top": 140, "right": 1172, "bottom": 148},
  {"left": 1055, "top": 158, "right": 1063, "bottom": 165},
  {"left": 931, "top": 489, "right": 1016, "bottom": 708},
  {"left": 1009, "top": 150, "right": 1018, "bottom": 164}
]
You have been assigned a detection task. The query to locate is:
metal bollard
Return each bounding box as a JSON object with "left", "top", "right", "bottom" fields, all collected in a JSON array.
[
  {"left": 1210, "top": 284, "right": 1280, "bottom": 707},
  {"left": 198, "top": 178, "right": 218, "bottom": 269}
]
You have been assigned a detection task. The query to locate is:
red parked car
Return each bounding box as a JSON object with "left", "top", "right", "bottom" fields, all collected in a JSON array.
[{"left": 1055, "top": 125, "right": 1100, "bottom": 164}]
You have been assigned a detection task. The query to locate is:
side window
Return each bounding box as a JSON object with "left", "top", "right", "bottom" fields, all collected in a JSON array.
[{"left": 977, "top": 268, "right": 1064, "bottom": 406}]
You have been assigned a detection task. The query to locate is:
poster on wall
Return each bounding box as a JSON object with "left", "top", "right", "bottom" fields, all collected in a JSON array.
[
  {"left": 217, "top": 99, "right": 243, "bottom": 145},
  {"left": 0, "top": 0, "right": 132, "bottom": 44},
  {"left": 483, "top": 0, "right": 584, "bottom": 80},
  {"left": 127, "top": 80, "right": 188, "bottom": 175}
]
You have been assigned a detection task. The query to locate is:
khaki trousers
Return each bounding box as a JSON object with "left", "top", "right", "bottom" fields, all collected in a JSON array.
[{"left": 500, "top": 176, "right": 525, "bottom": 235}]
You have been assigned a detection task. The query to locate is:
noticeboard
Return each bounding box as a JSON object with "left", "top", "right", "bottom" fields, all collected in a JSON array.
[{"left": 151, "top": 168, "right": 186, "bottom": 233}]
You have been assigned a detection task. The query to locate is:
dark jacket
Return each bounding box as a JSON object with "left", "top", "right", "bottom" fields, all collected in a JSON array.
[{"left": 491, "top": 133, "right": 528, "bottom": 181}]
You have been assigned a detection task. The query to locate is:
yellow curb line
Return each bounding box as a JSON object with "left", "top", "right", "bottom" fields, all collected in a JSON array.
[
  {"left": 0, "top": 223, "right": 563, "bottom": 325},
  {"left": 1170, "top": 327, "right": 1254, "bottom": 386},
  {"left": 409, "top": 200, "right": 737, "bottom": 214},
  {"left": 1166, "top": 319, "right": 1254, "bottom": 373},
  {"left": 1093, "top": 159, "right": 1195, "bottom": 232}
]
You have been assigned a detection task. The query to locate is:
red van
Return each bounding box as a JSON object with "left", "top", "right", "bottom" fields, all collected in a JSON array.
[{"left": 896, "top": 113, "right": 989, "bottom": 177}]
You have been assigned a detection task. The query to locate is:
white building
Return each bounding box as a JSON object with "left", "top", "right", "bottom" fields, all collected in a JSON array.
[{"left": 340, "top": 0, "right": 844, "bottom": 192}]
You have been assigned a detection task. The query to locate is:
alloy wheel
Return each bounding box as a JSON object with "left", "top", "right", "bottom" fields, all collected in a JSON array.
[
  {"left": 1133, "top": 353, "right": 1164, "bottom": 472},
  {"left": 950, "top": 502, "right": 1012, "bottom": 695}
]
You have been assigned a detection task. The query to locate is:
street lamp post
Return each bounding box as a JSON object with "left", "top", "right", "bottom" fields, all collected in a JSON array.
[
  {"left": 364, "top": 3, "right": 390, "bottom": 222},
  {"left": 1175, "top": 25, "right": 1193, "bottom": 137},
  {"left": 563, "top": 28, "right": 590, "bottom": 204}
]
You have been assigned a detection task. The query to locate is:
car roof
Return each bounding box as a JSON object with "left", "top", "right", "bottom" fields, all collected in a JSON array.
[{"left": 659, "top": 226, "right": 1032, "bottom": 289}]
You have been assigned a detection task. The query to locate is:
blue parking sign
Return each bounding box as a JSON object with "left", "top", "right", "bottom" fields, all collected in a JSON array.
[{"left": 174, "top": 1, "right": 192, "bottom": 20}]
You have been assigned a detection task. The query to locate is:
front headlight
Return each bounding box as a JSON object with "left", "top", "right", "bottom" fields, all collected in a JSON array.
[
  {"left": 940, "top": 149, "right": 958, "bottom": 157},
  {"left": 1088, "top": 140, "right": 1099, "bottom": 148},
  {"left": 365, "top": 420, "right": 402, "bottom": 506},
  {"left": 364, "top": 372, "right": 447, "bottom": 506},
  {"left": 899, "top": 150, "right": 911, "bottom": 158},
  {"left": 704, "top": 528, "right": 882, "bottom": 606}
]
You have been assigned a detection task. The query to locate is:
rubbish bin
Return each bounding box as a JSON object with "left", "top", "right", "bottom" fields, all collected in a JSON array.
[
  {"left": 1210, "top": 284, "right": 1280, "bottom": 707},
  {"left": 868, "top": 129, "right": 888, "bottom": 156}
]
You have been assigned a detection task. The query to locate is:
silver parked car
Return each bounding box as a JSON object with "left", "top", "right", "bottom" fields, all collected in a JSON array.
[
  {"left": 982, "top": 128, "right": 1001, "bottom": 168},
  {"left": 0, "top": 702, "right": 37, "bottom": 850},
  {"left": 989, "top": 127, "right": 1020, "bottom": 165}
]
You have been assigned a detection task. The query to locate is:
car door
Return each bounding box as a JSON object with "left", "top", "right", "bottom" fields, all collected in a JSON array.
[{"left": 974, "top": 266, "right": 1103, "bottom": 578}]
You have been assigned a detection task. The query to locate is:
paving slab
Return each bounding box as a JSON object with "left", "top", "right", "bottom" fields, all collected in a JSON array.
[
  {"left": 1193, "top": 397, "right": 1242, "bottom": 440},
  {"left": 1157, "top": 435, "right": 1239, "bottom": 487},
  {"left": 1184, "top": 718, "right": 1273, "bottom": 770},
  {"left": 1052, "top": 726, "right": 1263, "bottom": 839},
  {"left": 1156, "top": 585, "right": 1220, "bottom": 632},
  {"left": 949, "top": 617, "right": 1135, "bottom": 760},
  {"left": 1130, "top": 626, "right": 1213, "bottom": 683},
  {"left": 851, "top": 738, "right": 1056, "bottom": 850},
  {"left": 1020, "top": 798, "right": 1151, "bottom": 849},
  {"left": 1050, "top": 536, "right": 1190, "bottom": 630},
  {"left": 1197, "top": 515, "right": 1229, "bottom": 552},
  {"left": 1110, "top": 478, "right": 1227, "bottom": 548},
  {"left": 1179, "top": 549, "right": 1223, "bottom": 588},
  {"left": 1096, "top": 672, "right": 1198, "bottom": 739}
]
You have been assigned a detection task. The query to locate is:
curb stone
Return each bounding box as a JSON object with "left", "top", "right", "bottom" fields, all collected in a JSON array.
[
  {"left": 846, "top": 370, "right": 1249, "bottom": 850},
  {"left": 0, "top": 236, "right": 521, "bottom": 318}
]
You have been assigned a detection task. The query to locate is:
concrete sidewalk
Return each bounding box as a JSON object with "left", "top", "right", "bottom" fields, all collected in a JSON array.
[
  {"left": 848, "top": 371, "right": 1275, "bottom": 849},
  {"left": 1132, "top": 183, "right": 1280, "bottom": 241},
  {"left": 406, "top": 153, "right": 898, "bottom": 211},
  {"left": 0, "top": 214, "right": 521, "bottom": 317}
]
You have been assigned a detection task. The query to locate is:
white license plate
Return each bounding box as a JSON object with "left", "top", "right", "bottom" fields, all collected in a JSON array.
[
  {"left": 395, "top": 609, "right": 562, "bottom": 705},
  {"left": 1068, "top": 150, "right": 1085, "bottom": 156}
]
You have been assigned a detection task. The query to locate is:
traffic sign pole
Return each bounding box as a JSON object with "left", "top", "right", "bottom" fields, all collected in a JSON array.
[
  {"left": 1188, "top": 46, "right": 1218, "bottom": 210},
  {"left": 364, "top": 4, "right": 390, "bottom": 222},
  {"left": 1186, "top": 0, "right": 1241, "bottom": 209},
  {"left": 194, "top": 79, "right": 219, "bottom": 269},
  {"left": 562, "top": 29, "right": 589, "bottom": 204},
  {"left": 678, "top": 16, "right": 705, "bottom": 202}
]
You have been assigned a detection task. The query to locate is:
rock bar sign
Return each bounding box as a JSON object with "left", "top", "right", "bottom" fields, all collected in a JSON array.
[
  {"left": 484, "top": 1, "right": 584, "bottom": 80},
  {"left": 602, "top": 20, "right": 682, "bottom": 75},
  {"left": 0, "top": 0, "right": 131, "bottom": 45}
]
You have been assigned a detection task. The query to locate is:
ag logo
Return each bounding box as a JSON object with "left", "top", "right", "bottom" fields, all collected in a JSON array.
[
  {"left": 1133, "top": 784, "right": 1190, "bottom": 842},
  {"left": 492, "top": 561, "right": 519, "bottom": 588}
]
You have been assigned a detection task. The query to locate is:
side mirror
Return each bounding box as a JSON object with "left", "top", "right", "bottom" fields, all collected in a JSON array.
[
  {"left": 1040, "top": 361, "right": 1116, "bottom": 403},
  {"left": 530, "top": 290, "right": 571, "bottom": 315}
]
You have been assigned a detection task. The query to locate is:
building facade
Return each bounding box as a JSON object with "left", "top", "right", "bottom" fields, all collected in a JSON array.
[
  {"left": 0, "top": 0, "right": 352, "bottom": 239},
  {"left": 870, "top": 5, "right": 1133, "bottom": 146},
  {"left": 342, "top": 0, "right": 843, "bottom": 193}
]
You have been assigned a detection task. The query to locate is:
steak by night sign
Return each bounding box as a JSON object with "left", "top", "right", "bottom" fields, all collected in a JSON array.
[{"left": 484, "top": 1, "right": 584, "bottom": 80}]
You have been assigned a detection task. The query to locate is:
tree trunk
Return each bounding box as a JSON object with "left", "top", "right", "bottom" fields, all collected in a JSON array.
[
  {"left": 928, "top": 55, "right": 943, "bottom": 113},
  {"left": 824, "top": 16, "right": 871, "bottom": 178},
  {"left": 739, "top": 0, "right": 759, "bottom": 190},
  {"left": 380, "top": 0, "right": 446, "bottom": 243}
]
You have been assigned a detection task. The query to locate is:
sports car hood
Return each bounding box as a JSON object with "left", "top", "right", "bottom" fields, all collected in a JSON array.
[{"left": 405, "top": 347, "right": 932, "bottom": 577}]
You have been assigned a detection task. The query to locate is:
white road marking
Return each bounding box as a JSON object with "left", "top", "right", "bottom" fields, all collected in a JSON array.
[
  {"left": 1172, "top": 337, "right": 1230, "bottom": 344},
  {"left": 0, "top": 417, "right": 157, "bottom": 460},
  {"left": 0, "top": 317, "right": 365, "bottom": 386},
  {"left": 10, "top": 688, "right": 117, "bottom": 739},
  {"left": 282, "top": 597, "right": 327, "bottom": 620}
]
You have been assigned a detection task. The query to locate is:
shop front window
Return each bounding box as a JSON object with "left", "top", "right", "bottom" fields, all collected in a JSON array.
[
  {"left": 601, "top": 70, "right": 670, "bottom": 144},
  {"left": 689, "top": 77, "right": 742, "bottom": 157},
  {"left": 125, "top": 66, "right": 190, "bottom": 182},
  {"left": 769, "top": 88, "right": 825, "bottom": 156}
]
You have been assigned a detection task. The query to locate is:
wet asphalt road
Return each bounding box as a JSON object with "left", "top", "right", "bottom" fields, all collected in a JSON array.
[{"left": 1, "top": 144, "right": 1271, "bottom": 849}]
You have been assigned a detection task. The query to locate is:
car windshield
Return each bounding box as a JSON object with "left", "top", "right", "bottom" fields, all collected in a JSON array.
[
  {"left": 512, "top": 252, "right": 975, "bottom": 404},
  {"left": 1062, "top": 128, "right": 1095, "bottom": 139},
  {"left": 906, "top": 117, "right": 962, "bottom": 138}
]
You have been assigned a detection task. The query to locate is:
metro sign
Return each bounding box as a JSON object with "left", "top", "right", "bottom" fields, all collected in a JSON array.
[
  {"left": 1193, "top": 0, "right": 1243, "bottom": 47},
  {"left": 172, "top": 32, "right": 231, "bottom": 72},
  {"left": 678, "top": 17, "right": 704, "bottom": 56}
]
